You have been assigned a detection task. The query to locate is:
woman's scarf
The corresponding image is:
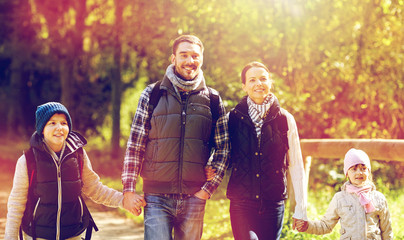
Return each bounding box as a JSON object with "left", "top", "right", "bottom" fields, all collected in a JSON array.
[
  {"left": 247, "top": 94, "right": 275, "bottom": 139},
  {"left": 166, "top": 64, "right": 203, "bottom": 92},
  {"left": 345, "top": 184, "right": 376, "bottom": 213}
]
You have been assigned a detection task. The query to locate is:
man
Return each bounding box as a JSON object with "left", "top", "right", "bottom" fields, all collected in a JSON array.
[{"left": 122, "top": 35, "right": 229, "bottom": 240}]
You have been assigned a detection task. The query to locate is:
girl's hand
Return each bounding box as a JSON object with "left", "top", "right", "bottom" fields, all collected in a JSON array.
[{"left": 204, "top": 166, "right": 216, "bottom": 181}]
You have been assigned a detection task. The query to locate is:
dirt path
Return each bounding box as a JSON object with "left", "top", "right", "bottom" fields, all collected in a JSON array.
[{"left": 0, "top": 159, "right": 144, "bottom": 240}]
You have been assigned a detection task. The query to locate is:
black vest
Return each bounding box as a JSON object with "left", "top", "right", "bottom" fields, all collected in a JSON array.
[
  {"left": 226, "top": 97, "right": 289, "bottom": 201},
  {"left": 21, "top": 133, "right": 91, "bottom": 239}
]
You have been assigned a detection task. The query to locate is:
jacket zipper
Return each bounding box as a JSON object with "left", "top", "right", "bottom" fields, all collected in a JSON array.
[
  {"left": 52, "top": 151, "right": 74, "bottom": 240},
  {"left": 178, "top": 94, "right": 189, "bottom": 193}
]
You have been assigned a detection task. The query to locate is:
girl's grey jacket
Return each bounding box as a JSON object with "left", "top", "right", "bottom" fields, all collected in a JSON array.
[
  {"left": 5, "top": 132, "right": 124, "bottom": 240},
  {"left": 306, "top": 181, "right": 393, "bottom": 240}
]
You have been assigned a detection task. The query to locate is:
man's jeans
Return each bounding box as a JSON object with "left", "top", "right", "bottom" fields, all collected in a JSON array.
[
  {"left": 144, "top": 193, "right": 206, "bottom": 240},
  {"left": 229, "top": 199, "right": 285, "bottom": 240}
]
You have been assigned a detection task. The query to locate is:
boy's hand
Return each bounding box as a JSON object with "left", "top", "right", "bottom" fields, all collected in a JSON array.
[
  {"left": 293, "top": 218, "right": 308, "bottom": 232},
  {"left": 204, "top": 166, "right": 216, "bottom": 181},
  {"left": 123, "top": 192, "right": 146, "bottom": 216}
]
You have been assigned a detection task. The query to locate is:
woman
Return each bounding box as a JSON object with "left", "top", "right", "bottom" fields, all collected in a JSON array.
[{"left": 226, "top": 62, "right": 307, "bottom": 239}]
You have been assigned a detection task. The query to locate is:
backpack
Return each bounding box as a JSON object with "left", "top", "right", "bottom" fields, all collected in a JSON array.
[
  {"left": 147, "top": 81, "right": 220, "bottom": 150},
  {"left": 20, "top": 147, "right": 98, "bottom": 240}
]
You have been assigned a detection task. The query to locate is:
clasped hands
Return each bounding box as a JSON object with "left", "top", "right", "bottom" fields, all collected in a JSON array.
[
  {"left": 123, "top": 192, "right": 146, "bottom": 216},
  {"left": 123, "top": 167, "right": 216, "bottom": 216},
  {"left": 293, "top": 218, "right": 308, "bottom": 232}
]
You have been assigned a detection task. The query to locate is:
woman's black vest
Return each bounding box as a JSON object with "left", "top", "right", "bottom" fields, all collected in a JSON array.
[
  {"left": 21, "top": 132, "right": 94, "bottom": 240},
  {"left": 226, "top": 97, "right": 289, "bottom": 201}
]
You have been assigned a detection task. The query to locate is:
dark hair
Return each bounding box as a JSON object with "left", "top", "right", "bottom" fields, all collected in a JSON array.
[
  {"left": 241, "top": 61, "right": 271, "bottom": 84},
  {"left": 172, "top": 35, "right": 204, "bottom": 55}
]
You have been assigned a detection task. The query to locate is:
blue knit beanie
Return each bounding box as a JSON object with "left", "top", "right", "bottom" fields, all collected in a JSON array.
[{"left": 35, "top": 102, "right": 72, "bottom": 135}]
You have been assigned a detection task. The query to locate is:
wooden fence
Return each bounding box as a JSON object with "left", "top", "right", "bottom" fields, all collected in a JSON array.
[
  {"left": 300, "top": 139, "right": 404, "bottom": 162},
  {"left": 288, "top": 139, "right": 404, "bottom": 216}
]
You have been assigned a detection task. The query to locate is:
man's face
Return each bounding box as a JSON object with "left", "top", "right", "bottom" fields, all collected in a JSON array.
[{"left": 171, "top": 42, "right": 203, "bottom": 80}]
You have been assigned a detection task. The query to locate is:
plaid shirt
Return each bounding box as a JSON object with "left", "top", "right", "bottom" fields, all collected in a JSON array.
[{"left": 122, "top": 83, "right": 229, "bottom": 197}]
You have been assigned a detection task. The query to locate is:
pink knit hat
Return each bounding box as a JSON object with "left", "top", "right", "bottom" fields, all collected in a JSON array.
[{"left": 343, "top": 148, "right": 371, "bottom": 176}]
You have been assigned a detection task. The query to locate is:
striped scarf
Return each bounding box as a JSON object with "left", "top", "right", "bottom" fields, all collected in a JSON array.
[
  {"left": 166, "top": 64, "right": 204, "bottom": 92},
  {"left": 247, "top": 94, "right": 275, "bottom": 139}
]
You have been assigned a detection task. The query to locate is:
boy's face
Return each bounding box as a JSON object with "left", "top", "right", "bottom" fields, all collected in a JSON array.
[
  {"left": 347, "top": 164, "right": 370, "bottom": 187},
  {"left": 43, "top": 113, "right": 69, "bottom": 152}
]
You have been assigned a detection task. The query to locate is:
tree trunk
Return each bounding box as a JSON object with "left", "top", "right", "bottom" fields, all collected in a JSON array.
[{"left": 111, "top": 0, "right": 123, "bottom": 156}]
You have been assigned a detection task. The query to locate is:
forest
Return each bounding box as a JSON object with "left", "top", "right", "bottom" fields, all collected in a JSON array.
[
  {"left": 1, "top": 1, "right": 403, "bottom": 177},
  {"left": 1, "top": 0, "right": 404, "bottom": 238}
]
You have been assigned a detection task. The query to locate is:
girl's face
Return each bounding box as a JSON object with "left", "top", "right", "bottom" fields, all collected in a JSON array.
[
  {"left": 43, "top": 113, "right": 69, "bottom": 153},
  {"left": 347, "top": 164, "right": 370, "bottom": 187},
  {"left": 242, "top": 67, "right": 272, "bottom": 104}
]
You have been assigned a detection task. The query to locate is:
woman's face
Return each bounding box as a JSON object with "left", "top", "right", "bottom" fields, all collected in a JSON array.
[
  {"left": 43, "top": 113, "right": 69, "bottom": 152},
  {"left": 347, "top": 164, "right": 370, "bottom": 187},
  {"left": 242, "top": 67, "right": 272, "bottom": 104}
]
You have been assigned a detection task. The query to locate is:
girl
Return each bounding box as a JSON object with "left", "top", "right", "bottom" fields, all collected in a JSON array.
[
  {"left": 226, "top": 61, "right": 307, "bottom": 240},
  {"left": 296, "top": 148, "right": 393, "bottom": 239},
  {"left": 5, "top": 102, "right": 135, "bottom": 240}
]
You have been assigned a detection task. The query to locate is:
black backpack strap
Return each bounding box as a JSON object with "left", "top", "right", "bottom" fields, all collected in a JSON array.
[
  {"left": 22, "top": 147, "right": 38, "bottom": 240},
  {"left": 77, "top": 147, "right": 84, "bottom": 179},
  {"left": 146, "top": 81, "right": 163, "bottom": 130},
  {"left": 208, "top": 87, "right": 220, "bottom": 150},
  {"left": 82, "top": 195, "right": 98, "bottom": 240}
]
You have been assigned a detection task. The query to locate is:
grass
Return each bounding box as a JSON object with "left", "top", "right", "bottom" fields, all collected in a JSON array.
[
  {"left": 100, "top": 176, "right": 404, "bottom": 240},
  {"left": 2, "top": 135, "right": 402, "bottom": 239}
]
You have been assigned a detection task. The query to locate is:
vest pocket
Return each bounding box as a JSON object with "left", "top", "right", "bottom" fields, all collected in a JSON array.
[
  {"left": 32, "top": 197, "right": 41, "bottom": 223},
  {"left": 78, "top": 196, "right": 84, "bottom": 222}
]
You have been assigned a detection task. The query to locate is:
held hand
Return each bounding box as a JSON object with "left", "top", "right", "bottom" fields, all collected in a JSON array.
[
  {"left": 123, "top": 192, "right": 146, "bottom": 216},
  {"left": 293, "top": 218, "right": 308, "bottom": 232},
  {"left": 204, "top": 166, "right": 217, "bottom": 181},
  {"left": 194, "top": 189, "right": 210, "bottom": 200}
]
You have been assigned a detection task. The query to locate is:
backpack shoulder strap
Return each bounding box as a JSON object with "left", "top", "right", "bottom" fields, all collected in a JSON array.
[
  {"left": 21, "top": 147, "right": 38, "bottom": 240},
  {"left": 25, "top": 147, "right": 37, "bottom": 189},
  {"left": 208, "top": 87, "right": 220, "bottom": 149},
  {"left": 208, "top": 87, "right": 220, "bottom": 125},
  {"left": 146, "top": 81, "right": 163, "bottom": 130},
  {"left": 77, "top": 147, "right": 84, "bottom": 177}
]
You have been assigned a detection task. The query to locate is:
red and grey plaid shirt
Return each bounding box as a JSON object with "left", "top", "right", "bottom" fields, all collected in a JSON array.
[{"left": 122, "top": 83, "right": 229, "bottom": 197}]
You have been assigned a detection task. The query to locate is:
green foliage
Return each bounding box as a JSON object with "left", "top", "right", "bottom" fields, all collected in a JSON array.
[
  {"left": 100, "top": 174, "right": 404, "bottom": 239},
  {"left": 2, "top": 0, "right": 404, "bottom": 141}
]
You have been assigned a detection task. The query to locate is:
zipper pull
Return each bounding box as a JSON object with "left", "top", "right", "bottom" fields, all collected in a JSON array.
[{"left": 182, "top": 110, "right": 186, "bottom": 125}]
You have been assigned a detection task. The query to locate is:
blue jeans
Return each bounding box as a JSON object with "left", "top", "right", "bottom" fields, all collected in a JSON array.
[
  {"left": 144, "top": 193, "right": 206, "bottom": 240},
  {"left": 230, "top": 199, "right": 285, "bottom": 240}
]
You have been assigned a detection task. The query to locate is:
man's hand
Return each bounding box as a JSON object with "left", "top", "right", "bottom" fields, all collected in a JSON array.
[
  {"left": 194, "top": 189, "right": 210, "bottom": 200},
  {"left": 293, "top": 218, "right": 308, "bottom": 232},
  {"left": 204, "top": 166, "right": 216, "bottom": 181},
  {"left": 123, "top": 192, "right": 146, "bottom": 216}
]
